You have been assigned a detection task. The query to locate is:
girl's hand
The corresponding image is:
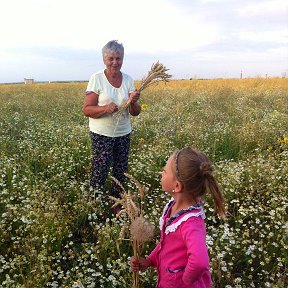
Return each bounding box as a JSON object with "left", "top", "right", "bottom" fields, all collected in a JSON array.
[
  {"left": 130, "top": 256, "right": 152, "bottom": 271},
  {"left": 129, "top": 90, "right": 140, "bottom": 103}
]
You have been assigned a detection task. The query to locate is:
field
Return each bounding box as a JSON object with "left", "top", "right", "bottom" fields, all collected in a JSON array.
[{"left": 0, "top": 78, "right": 287, "bottom": 287}]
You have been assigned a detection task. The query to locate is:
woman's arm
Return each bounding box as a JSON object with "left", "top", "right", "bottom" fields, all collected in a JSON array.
[
  {"left": 128, "top": 90, "right": 141, "bottom": 116},
  {"left": 129, "top": 101, "right": 141, "bottom": 116},
  {"left": 83, "top": 92, "right": 118, "bottom": 118}
]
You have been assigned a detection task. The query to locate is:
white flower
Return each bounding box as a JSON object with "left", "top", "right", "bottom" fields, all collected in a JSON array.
[{"left": 221, "top": 267, "right": 227, "bottom": 272}]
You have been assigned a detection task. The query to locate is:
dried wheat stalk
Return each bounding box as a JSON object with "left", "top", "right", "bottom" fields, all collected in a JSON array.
[
  {"left": 113, "top": 61, "right": 172, "bottom": 118},
  {"left": 137, "top": 61, "right": 172, "bottom": 92},
  {"left": 109, "top": 174, "right": 155, "bottom": 288}
]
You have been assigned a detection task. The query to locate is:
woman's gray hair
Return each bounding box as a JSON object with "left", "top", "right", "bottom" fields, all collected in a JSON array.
[{"left": 102, "top": 40, "right": 124, "bottom": 60}]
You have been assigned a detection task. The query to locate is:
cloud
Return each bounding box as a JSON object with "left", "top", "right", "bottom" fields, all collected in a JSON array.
[
  {"left": 0, "top": 0, "right": 287, "bottom": 82},
  {"left": 237, "top": 0, "right": 288, "bottom": 17},
  {"left": 1, "top": 0, "right": 220, "bottom": 53},
  {"left": 239, "top": 31, "right": 288, "bottom": 44}
]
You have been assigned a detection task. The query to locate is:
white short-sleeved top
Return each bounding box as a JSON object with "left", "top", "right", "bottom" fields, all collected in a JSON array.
[{"left": 86, "top": 70, "right": 136, "bottom": 137}]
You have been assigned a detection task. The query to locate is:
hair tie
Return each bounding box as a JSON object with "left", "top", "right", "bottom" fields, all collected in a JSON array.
[{"left": 200, "top": 162, "right": 212, "bottom": 177}]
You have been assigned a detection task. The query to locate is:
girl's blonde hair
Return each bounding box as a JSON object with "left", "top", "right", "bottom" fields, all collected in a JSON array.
[{"left": 172, "top": 147, "right": 225, "bottom": 218}]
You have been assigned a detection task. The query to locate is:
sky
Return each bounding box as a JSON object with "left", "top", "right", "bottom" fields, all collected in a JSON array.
[{"left": 0, "top": 0, "right": 287, "bottom": 83}]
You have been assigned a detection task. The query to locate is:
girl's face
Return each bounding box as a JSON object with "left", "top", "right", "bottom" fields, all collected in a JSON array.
[
  {"left": 161, "top": 156, "right": 176, "bottom": 194},
  {"left": 104, "top": 51, "right": 123, "bottom": 74}
]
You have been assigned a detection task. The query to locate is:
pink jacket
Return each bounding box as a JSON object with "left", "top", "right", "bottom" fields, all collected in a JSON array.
[{"left": 148, "top": 200, "right": 212, "bottom": 288}]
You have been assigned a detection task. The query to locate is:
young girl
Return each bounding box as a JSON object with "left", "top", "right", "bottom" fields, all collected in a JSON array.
[{"left": 131, "top": 147, "right": 225, "bottom": 288}]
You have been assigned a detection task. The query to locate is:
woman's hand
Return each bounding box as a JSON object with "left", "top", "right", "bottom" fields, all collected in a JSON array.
[
  {"left": 105, "top": 102, "right": 118, "bottom": 114},
  {"left": 129, "top": 90, "right": 140, "bottom": 103},
  {"left": 130, "top": 256, "right": 152, "bottom": 271},
  {"left": 83, "top": 92, "right": 118, "bottom": 118}
]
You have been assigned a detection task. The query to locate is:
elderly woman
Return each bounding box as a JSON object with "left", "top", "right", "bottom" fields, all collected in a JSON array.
[{"left": 83, "top": 40, "right": 141, "bottom": 210}]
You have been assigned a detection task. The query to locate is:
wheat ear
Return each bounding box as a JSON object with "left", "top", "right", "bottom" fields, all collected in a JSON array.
[
  {"left": 113, "top": 61, "right": 172, "bottom": 118},
  {"left": 109, "top": 174, "right": 154, "bottom": 288}
]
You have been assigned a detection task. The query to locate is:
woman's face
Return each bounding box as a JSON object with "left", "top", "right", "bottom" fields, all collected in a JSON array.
[
  {"left": 161, "top": 156, "right": 176, "bottom": 194},
  {"left": 104, "top": 51, "right": 123, "bottom": 74}
]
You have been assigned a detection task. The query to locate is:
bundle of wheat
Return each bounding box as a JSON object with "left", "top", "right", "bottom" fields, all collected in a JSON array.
[
  {"left": 109, "top": 173, "right": 155, "bottom": 288},
  {"left": 137, "top": 61, "right": 172, "bottom": 92},
  {"left": 113, "top": 61, "right": 172, "bottom": 119}
]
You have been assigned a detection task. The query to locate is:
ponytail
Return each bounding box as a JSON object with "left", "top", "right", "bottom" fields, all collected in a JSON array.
[
  {"left": 174, "top": 147, "right": 226, "bottom": 218},
  {"left": 205, "top": 176, "right": 226, "bottom": 218}
]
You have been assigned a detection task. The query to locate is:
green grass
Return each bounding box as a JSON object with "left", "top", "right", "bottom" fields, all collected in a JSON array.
[{"left": 0, "top": 79, "right": 287, "bottom": 287}]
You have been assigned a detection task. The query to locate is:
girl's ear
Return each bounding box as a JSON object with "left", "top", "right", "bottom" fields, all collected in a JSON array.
[{"left": 174, "top": 180, "right": 184, "bottom": 193}]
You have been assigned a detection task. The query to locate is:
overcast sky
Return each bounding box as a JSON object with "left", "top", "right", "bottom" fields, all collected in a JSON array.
[{"left": 0, "top": 0, "right": 287, "bottom": 83}]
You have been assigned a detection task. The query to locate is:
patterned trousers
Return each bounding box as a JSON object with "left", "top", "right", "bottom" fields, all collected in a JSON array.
[{"left": 90, "top": 131, "right": 131, "bottom": 198}]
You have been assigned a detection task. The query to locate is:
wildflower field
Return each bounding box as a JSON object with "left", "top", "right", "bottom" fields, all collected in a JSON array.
[{"left": 0, "top": 78, "right": 287, "bottom": 287}]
